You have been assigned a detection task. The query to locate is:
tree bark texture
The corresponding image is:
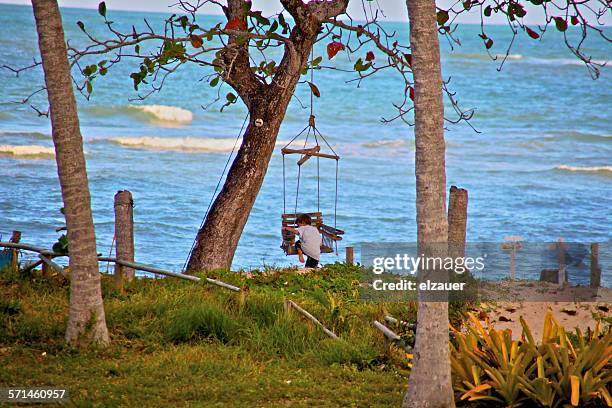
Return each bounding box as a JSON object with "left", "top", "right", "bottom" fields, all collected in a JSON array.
[
  {"left": 114, "top": 190, "right": 135, "bottom": 291},
  {"left": 448, "top": 186, "right": 468, "bottom": 260},
  {"left": 32, "top": 0, "right": 109, "bottom": 346},
  {"left": 403, "top": 0, "right": 455, "bottom": 407}
]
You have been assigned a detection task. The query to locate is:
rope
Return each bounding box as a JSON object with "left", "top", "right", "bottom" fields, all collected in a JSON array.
[
  {"left": 334, "top": 159, "right": 339, "bottom": 255},
  {"left": 317, "top": 156, "right": 320, "bottom": 213},
  {"left": 334, "top": 159, "right": 339, "bottom": 230},
  {"left": 294, "top": 125, "right": 311, "bottom": 215},
  {"left": 105, "top": 235, "right": 115, "bottom": 274},
  {"left": 282, "top": 155, "right": 286, "bottom": 214},
  {"left": 182, "top": 112, "right": 250, "bottom": 272},
  {"left": 310, "top": 46, "right": 314, "bottom": 117},
  {"left": 294, "top": 165, "right": 301, "bottom": 215}
]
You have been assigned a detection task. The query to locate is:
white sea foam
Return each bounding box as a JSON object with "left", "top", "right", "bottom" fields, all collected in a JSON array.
[
  {"left": 127, "top": 105, "right": 193, "bottom": 124},
  {"left": 109, "top": 136, "right": 238, "bottom": 152},
  {"left": 495, "top": 54, "right": 523, "bottom": 60},
  {"left": 0, "top": 144, "right": 54, "bottom": 157},
  {"left": 362, "top": 139, "right": 410, "bottom": 149},
  {"left": 556, "top": 165, "right": 612, "bottom": 173},
  {"left": 108, "top": 136, "right": 291, "bottom": 153}
]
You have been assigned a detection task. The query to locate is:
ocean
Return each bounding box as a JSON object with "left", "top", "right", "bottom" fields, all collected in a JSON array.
[{"left": 0, "top": 3, "right": 610, "bottom": 281}]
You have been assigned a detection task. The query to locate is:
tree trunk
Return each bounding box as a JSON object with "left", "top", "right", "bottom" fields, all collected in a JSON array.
[
  {"left": 32, "top": 0, "right": 109, "bottom": 347},
  {"left": 403, "top": 0, "right": 455, "bottom": 407},
  {"left": 186, "top": 6, "right": 323, "bottom": 272},
  {"left": 186, "top": 96, "right": 292, "bottom": 272}
]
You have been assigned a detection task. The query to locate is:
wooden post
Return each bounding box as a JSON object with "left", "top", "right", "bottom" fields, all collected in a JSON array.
[
  {"left": 557, "top": 238, "right": 566, "bottom": 286},
  {"left": 114, "top": 190, "right": 135, "bottom": 291},
  {"left": 345, "top": 246, "right": 354, "bottom": 265},
  {"left": 447, "top": 186, "right": 468, "bottom": 260},
  {"left": 9, "top": 231, "right": 21, "bottom": 271},
  {"left": 502, "top": 236, "right": 522, "bottom": 281},
  {"left": 590, "top": 243, "right": 601, "bottom": 288},
  {"left": 42, "top": 261, "right": 50, "bottom": 276}
]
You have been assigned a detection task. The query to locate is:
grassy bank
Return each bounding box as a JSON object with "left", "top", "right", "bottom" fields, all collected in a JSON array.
[{"left": 1, "top": 264, "right": 468, "bottom": 407}]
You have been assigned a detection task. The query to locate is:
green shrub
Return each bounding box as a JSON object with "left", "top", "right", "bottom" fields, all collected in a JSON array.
[
  {"left": 0, "top": 298, "right": 22, "bottom": 317},
  {"left": 245, "top": 310, "right": 323, "bottom": 358},
  {"left": 165, "top": 302, "right": 242, "bottom": 344},
  {"left": 317, "top": 338, "right": 379, "bottom": 368}
]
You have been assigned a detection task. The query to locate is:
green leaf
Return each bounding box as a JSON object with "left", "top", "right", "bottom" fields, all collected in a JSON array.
[
  {"left": 278, "top": 13, "right": 287, "bottom": 29},
  {"left": 98, "top": 1, "right": 106, "bottom": 17},
  {"left": 312, "top": 56, "right": 323, "bottom": 67},
  {"left": 484, "top": 5, "right": 492, "bottom": 17},
  {"left": 210, "top": 76, "right": 220, "bottom": 87},
  {"left": 514, "top": 4, "right": 527, "bottom": 18},
  {"left": 226, "top": 92, "right": 237, "bottom": 103},
  {"left": 179, "top": 16, "right": 188, "bottom": 30},
  {"left": 436, "top": 10, "right": 449, "bottom": 25},
  {"left": 242, "top": 0, "right": 252, "bottom": 13},
  {"left": 76, "top": 21, "right": 85, "bottom": 31},
  {"left": 86, "top": 80, "right": 93, "bottom": 94},
  {"left": 99, "top": 67, "right": 107, "bottom": 76},
  {"left": 135, "top": 44, "right": 140, "bottom": 54},
  {"left": 554, "top": 17, "right": 568, "bottom": 32},
  {"left": 251, "top": 11, "right": 270, "bottom": 26},
  {"left": 353, "top": 58, "right": 372, "bottom": 72}
]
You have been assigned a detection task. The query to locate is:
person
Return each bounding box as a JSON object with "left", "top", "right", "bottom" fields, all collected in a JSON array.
[{"left": 282, "top": 213, "right": 322, "bottom": 268}]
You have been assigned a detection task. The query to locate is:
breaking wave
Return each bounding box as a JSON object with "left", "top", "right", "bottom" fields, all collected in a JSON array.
[
  {"left": 0, "top": 144, "right": 54, "bottom": 158},
  {"left": 555, "top": 165, "right": 612, "bottom": 174},
  {"left": 84, "top": 104, "right": 193, "bottom": 125},
  {"left": 127, "top": 104, "right": 193, "bottom": 124},
  {"left": 108, "top": 136, "right": 239, "bottom": 152},
  {"left": 448, "top": 52, "right": 608, "bottom": 67},
  {"left": 362, "top": 139, "right": 411, "bottom": 149}
]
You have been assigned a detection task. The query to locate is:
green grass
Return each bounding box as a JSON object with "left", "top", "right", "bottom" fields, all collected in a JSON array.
[{"left": 2, "top": 263, "right": 461, "bottom": 407}]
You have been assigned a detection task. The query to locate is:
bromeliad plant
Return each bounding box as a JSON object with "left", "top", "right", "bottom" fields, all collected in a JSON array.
[{"left": 451, "top": 312, "right": 612, "bottom": 407}]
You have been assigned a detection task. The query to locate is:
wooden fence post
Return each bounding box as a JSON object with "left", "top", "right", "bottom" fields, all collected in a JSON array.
[
  {"left": 448, "top": 186, "right": 468, "bottom": 260},
  {"left": 502, "top": 236, "right": 523, "bottom": 281},
  {"left": 114, "top": 190, "right": 135, "bottom": 290},
  {"left": 10, "top": 231, "right": 21, "bottom": 272},
  {"left": 346, "top": 246, "right": 354, "bottom": 265},
  {"left": 590, "top": 243, "right": 601, "bottom": 288},
  {"left": 557, "top": 238, "right": 566, "bottom": 286}
]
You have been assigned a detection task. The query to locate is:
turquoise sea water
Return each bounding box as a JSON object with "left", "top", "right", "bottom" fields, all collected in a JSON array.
[{"left": 0, "top": 4, "right": 610, "bottom": 278}]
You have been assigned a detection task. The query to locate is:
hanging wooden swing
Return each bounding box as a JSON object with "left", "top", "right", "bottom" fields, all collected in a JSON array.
[{"left": 280, "top": 114, "right": 344, "bottom": 256}]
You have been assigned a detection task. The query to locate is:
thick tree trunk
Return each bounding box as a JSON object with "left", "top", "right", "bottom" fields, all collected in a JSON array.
[
  {"left": 186, "top": 96, "right": 293, "bottom": 272},
  {"left": 32, "top": 0, "right": 109, "bottom": 346},
  {"left": 403, "top": 0, "right": 455, "bottom": 407}
]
